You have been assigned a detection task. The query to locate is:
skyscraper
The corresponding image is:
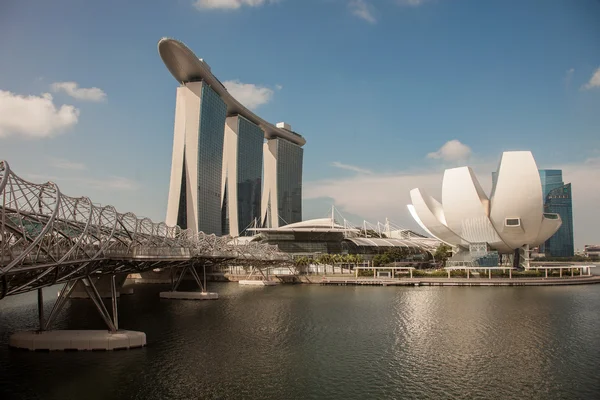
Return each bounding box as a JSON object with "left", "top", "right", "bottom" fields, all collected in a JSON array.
[
  {"left": 493, "top": 169, "right": 574, "bottom": 257},
  {"left": 222, "top": 115, "right": 264, "bottom": 236},
  {"left": 159, "top": 38, "right": 306, "bottom": 236},
  {"left": 262, "top": 133, "right": 304, "bottom": 228},
  {"left": 539, "top": 170, "right": 574, "bottom": 257}
]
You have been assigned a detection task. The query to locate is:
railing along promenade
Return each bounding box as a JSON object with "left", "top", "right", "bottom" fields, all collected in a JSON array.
[{"left": 0, "top": 160, "right": 289, "bottom": 298}]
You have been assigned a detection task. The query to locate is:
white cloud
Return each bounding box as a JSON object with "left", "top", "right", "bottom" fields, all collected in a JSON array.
[
  {"left": 223, "top": 80, "right": 274, "bottom": 110},
  {"left": 581, "top": 67, "right": 600, "bottom": 90},
  {"left": 48, "top": 157, "right": 86, "bottom": 171},
  {"left": 0, "top": 90, "right": 79, "bottom": 138},
  {"left": 426, "top": 140, "right": 472, "bottom": 163},
  {"left": 51, "top": 81, "right": 107, "bottom": 102},
  {"left": 331, "top": 161, "right": 373, "bottom": 174},
  {"left": 275, "top": 84, "right": 283, "bottom": 90},
  {"left": 193, "top": 0, "right": 275, "bottom": 10},
  {"left": 555, "top": 157, "right": 600, "bottom": 249},
  {"left": 397, "top": 0, "right": 429, "bottom": 6},
  {"left": 305, "top": 169, "right": 446, "bottom": 234},
  {"left": 565, "top": 68, "right": 575, "bottom": 89},
  {"left": 349, "top": 0, "right": 377, "bottom": 24}
]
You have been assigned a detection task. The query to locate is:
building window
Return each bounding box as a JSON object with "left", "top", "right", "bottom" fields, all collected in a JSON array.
[{"left": 505, "top": 218, "right": 520, "bottom": 227}]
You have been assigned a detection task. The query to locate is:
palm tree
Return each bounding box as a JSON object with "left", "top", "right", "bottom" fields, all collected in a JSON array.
[
  {"left": 354, "top": 254, "right": 364, "bottom": 269},
  {"left": 317, "top": 254, "right": 331, "bottom": 275},
  {"left": 294, "top": 256, "right": 310, "bottom": 275},
  {"left": 331, "top": 254, "right": 344, "bottom": 274}
]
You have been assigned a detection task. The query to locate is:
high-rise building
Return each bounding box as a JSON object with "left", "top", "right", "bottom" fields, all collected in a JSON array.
[
  {"left": 262, "top": 135, "right": 304, "bottom": 228},
  {"left": 539, "top": 170, "right": 574, "bottom": 257},
  {"left": 493, "top": 169, "right": 574, "bottom": 257},
  {"left": 222, "top": 115, "right": 264, "bottom": 236},
  {"left": 159, "top": 38, "right": 306, "bottom": 236}
]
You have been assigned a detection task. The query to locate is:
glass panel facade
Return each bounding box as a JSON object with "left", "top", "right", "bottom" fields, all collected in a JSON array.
[
  {"left": 221, "top": 178, "right": 229, "bottom": 235},
  {"left": 276, "top": 139, "right": 303, "bottom": 225},
  {"left": 539, "top": 170, "right": 563, "bottom": 198},
  {"left": 176, "top": 153, "right": 187, "bottom": 230},
  {"left": 237, "top": 116, "right": 263, "bottom": 235},
  {"left": 544, "top": 183, "right": 574, "bottom": 257},
  {"left": 197, "top": 83, "right": 227, "bottom": 235}
]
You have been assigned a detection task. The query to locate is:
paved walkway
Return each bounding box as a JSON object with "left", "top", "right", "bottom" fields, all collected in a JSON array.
[{"left": 320, "top": 275, "right": 600, "bottom": 287}]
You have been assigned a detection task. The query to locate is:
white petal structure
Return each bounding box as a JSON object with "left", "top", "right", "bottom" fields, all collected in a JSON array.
[
  {"left": 407, "top": 151, "right": 562, "bottom": 253},
  {"left": 409, "top": 188, "right": 468, "bottom": 247},
  {"left": 442, "top": 167, "right": 512, "bottom": 253}
]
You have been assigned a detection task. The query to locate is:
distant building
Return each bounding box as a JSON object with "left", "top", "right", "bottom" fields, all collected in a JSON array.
[
  {"left": 249, "top": 217, "right": 439, "bottom": 260},
  {"left": 584, "top": 245, "right": 600, "bottom": 259},
  {"left": 539, "top": 170, "right": 574, "bottom": 257},
  {"left": 492, "top": 168, "right": 574, "bottom": 257}
]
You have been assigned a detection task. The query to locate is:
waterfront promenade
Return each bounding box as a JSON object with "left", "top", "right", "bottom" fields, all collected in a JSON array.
[
  {"left": 319, "top": 275, "right": 600, "bottom": 287},
  {"left": 202, "top": 270, "right": 600, "bottom": 287}
]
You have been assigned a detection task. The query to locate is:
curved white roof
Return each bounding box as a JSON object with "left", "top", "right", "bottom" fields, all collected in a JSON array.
[
  {"left": 158, "top": 38, "right": 305, "bottom": 146},
  {"left": 346, "top": 237, "right": 436, "bottom": 250},
  {"left": 407, "top": 151, "right": 562, "bottom": 253},
  {"left": 280, "top": 218, "right": 346, "bottom": 230},
  {"left": 249, "top": 217, "right": 359, "bottom": 233}
]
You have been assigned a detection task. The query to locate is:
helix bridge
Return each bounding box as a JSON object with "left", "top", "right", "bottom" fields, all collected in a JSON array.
[{"left": 0, "top": 160, "right": 290, "bottom": 300}]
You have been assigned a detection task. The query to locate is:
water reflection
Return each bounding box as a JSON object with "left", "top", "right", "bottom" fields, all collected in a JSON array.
[{"left": 1, "top": 283, "right": 599, "bottom": 399}]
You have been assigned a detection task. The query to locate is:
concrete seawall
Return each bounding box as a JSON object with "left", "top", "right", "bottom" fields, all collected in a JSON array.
[{"left": 130, "top": 271, "right": 600, "bottom": 287}]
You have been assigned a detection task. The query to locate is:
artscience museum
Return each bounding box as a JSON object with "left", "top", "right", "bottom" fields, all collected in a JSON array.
[{"left": 408, "top": 151, "right": 562, "bottom": 269}]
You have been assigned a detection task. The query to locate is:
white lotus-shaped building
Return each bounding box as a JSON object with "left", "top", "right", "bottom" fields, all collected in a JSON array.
[{"left": 407, "top": 151, "right": 562, "bottom": 254}]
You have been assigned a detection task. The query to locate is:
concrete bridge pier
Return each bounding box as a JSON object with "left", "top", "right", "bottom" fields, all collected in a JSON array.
[
  {"left": 9, "top": 275, "right": 146, "bottom": 351},
  {"left": 159, "top": 264, "right": 218, "bottom": 300}
]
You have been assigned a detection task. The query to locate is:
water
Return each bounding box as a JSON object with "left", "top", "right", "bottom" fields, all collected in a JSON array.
[{"left": 1, "top": 282, "right": 599, "bottom": 399}]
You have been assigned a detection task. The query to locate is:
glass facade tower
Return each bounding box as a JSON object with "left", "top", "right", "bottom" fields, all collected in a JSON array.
[
  {"left": 196, "top": 84, "right": 228, "bottom": 235},
  {"left": 276, "top": 139, "right": 303, "bottom": 225},
  {"left": 237, "top": 117, "right": 263, "bottom": 234},
  {"left": 539, "top": 170, "right": 574, "bottom": 257},
  {"left": 167, "top": 81, "right": 227, "bottom": 235}
]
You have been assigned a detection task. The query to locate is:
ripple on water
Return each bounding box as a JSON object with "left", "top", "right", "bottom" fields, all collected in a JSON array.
[{"left": 1, "top": 283, "right": 600, "bottom": 399}]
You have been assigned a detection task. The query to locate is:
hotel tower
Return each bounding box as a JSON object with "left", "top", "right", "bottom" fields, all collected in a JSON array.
[{"left": 158, "top": 38, "right": 306, "bottom": 236}]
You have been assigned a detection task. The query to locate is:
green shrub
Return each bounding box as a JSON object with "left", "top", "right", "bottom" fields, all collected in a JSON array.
[
  {"left": 512, "top": 270, "right": 544, "bottom": 278},
  {"left": 357, "top": 269, "right": 375, "bottom": 277}
]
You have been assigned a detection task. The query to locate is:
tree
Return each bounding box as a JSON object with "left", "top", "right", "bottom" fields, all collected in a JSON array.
[
  {"left": 317, "top": 254, "right": 332, "bottom": 266},
  {"left": 294, "top": 256, "right": 310, "bottom": 274},
  {"left": 434, "top": 244, "right": 452, "bottom": 267},
  {"left": 354, "top": 254, "right": 364, "bottom": 267},
  {"left": 373, "top": 253, "right": 391, "bottom": 268},
  {"left": 386, "top": 247, "right": 409, "bottom": 261}
]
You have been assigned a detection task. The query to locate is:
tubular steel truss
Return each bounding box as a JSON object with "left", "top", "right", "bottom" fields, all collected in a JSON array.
[{"left": 0, "top": 160, "right": 290, "bottom": 298}]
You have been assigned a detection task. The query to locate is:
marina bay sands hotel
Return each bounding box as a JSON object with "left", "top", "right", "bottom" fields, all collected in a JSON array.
[{"left": 158, "top": 38, "right": 305, "bottom": 236}]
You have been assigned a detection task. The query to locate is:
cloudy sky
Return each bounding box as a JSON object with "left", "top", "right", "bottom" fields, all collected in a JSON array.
[{"left": 1, "top": 0, "right": 599, "bottom": 249}]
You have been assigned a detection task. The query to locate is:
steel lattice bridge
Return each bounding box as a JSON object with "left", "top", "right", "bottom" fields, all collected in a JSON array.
[{"left": 0, "top": 160, "right": 290, "bottom": 300}]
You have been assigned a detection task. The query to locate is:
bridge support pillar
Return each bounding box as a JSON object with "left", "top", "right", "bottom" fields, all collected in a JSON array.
[
  {"left": 159, "top": 264, "right": 218, "bottom": 300},
  {"left": 69, "top": 273, "right": 133, "bottom": 299},
  {"left": 9, "top": 275, "right": 146, "bottom": 351}
]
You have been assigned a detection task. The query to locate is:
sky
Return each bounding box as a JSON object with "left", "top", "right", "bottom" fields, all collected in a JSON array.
[{"left": 0, "top": 0, "right": 599, "bottom": 249}]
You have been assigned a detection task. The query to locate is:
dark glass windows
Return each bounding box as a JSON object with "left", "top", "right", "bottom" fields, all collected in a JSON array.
[
  {"left": 197, "top": 84, "right": 227, "bottom": 235},
  {"left": 237, "top": 117, "right": 263, "bottom": 235},
  {"left": 275, "top": 139, "right": 303, "bottom": 225}
]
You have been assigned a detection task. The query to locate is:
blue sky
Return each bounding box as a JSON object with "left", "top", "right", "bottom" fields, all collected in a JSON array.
[{"left": 1, "top": 0, "right": 599, "bottom": 248}]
